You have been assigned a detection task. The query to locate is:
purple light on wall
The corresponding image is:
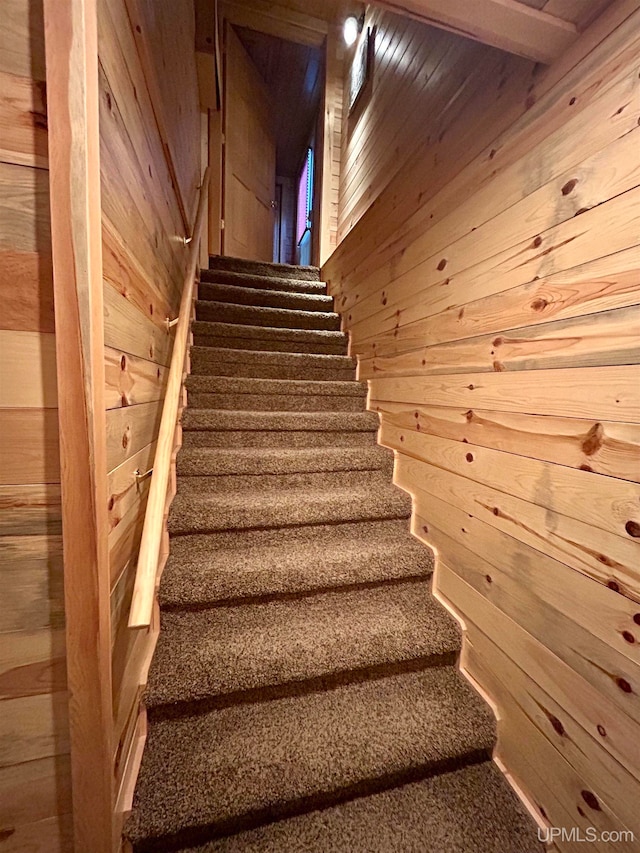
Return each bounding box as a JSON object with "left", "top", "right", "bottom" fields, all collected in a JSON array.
[{"left": 296, "top": 148, "right": 313, "bottom": 245}]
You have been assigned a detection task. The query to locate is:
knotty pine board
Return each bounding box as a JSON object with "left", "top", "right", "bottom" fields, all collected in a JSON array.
[
  {"left": 394, "top": 453, "right": 639, "bottom": 596},
  {"left": 382, "top": 422, "right": 640, "bottom": 539},
  {"left": 354, "top": 247, "right": 640, "bottom": 360},
  {"left": 372, "top": 401, "right": 640, "bottom": 482},
  {"left": 326, "top": 9, "right": 640, "bottom": 288},
  {"left": 0, "top": 5, "right": 69, "bottom": 845},
  {"left": 369, "top": 365, "right": 640, "bottom": 422}
]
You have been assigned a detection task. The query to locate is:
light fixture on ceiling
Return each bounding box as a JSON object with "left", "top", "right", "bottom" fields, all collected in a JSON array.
[{"left": 343, "top": 14, "right": 363, "bottom": 47}]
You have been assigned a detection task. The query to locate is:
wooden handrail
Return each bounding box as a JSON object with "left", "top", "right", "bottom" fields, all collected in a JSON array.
[{"left": 129, "top": 168, "right": 210, "bottom": 628}]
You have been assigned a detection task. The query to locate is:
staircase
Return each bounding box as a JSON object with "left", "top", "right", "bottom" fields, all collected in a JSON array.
[{"left": 126, "top": 257, "right": 543, "bottom": 852}]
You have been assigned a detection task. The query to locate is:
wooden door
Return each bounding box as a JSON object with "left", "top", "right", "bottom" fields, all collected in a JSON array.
[{"left": 223, "top": 24, "right": 276, "bottom": 261}]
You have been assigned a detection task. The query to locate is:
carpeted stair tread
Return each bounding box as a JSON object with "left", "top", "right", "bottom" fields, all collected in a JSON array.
[
  {"left": 146, "top": 581, "right": 460, "bottom": 710},
  {"left": 200, "top": 268, "right": 325, "bottom": 294},
  {"left": 198, "top": 282, "right": 333, "bottom": 312},
  {"left": 197, "top": 300, "right": 341, "bottom": 331},
  {"left": 181, "top": 409, "right": 379, "bottom": 448},
  {"left": 127, "top": 667, "right": 496, "bottom": 848},
  {"left": 187, "top": 375, "right": 366, "bottom": 398},
  {"left": 159, "top": 520, "right": 433, "bottom": 608},
  {"left": 190, "top": 347, "right": 355, "bottom": 381},
  {"left": 183, "top": 429, "right": 377, "bottom": 448},
  {"left": 168, "top": 482, "right": 411, "bottom": 534},
  {"left": 181, "top": 762, "right": 544, "bottom": 853},
  {"left": 176, "top": 446, "right": 392, "bottom": 477},
  {"left": 187, "top": 376, "right": 367, "bottom": 413},
  {"left": 192, "top": 320, "right": 348, "bottom": 355},
  {"left": 176, "top": 468, "right": 396, "bottom": 495},
  {"left": 209, "top": 255, "right": 320, "bottom": 281},
  {"left": 182, "top": 409, "right": 378, "bottom": 433}
]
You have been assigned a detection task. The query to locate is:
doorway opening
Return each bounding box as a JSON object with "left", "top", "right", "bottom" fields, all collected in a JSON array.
[{"left": 226, "top": 24, "right": 324, "bottom": 265}]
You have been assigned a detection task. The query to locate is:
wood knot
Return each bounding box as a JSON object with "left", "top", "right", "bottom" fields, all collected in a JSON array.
[
  {"left": 569, "top": 96, "right": 576, "bottom": 105},
  {"left": 467, "top": 384, "right": 474, "bottom": 390},
  {"left": 607, "top": 580, "right": 620, "bottom": 592},
  {"left": 414, "top": 411, "right": 419, "bottom": 419},
  {"left": 625, "top": 520, "right": 640, "bottom": 538},
  {"left": 121, "top": 394, "right": 128, "bottom": 407},
  {"left": 616, "top": 677, "right": 632, "bottom": 693},
  {"left": 149, "top": 303, "right": 154, "bottom": 315},
  {"left": 489, "top": 149, "right": 497, "bottom": 160},
  {"left": 437, "top": 258, "right": 448, "bottom": 271},
  {"left": 597, "top": 724, "right": 606, "bottom": 737},
  {"left": 533, "top": 235, "right": 543, "bottom": 248},
  {"left": 108, "top": 496, "right": 115, "bottom": 511},
  {"left": 549, "top": 715, "right": 565, "bottom": 736},
  {"left": 157, "top": 368, "right": 161, "bottom": 379},
  {"left": 622, "top": 631, "right": 635, "bottom": 644},
  {"left": 416, "top": 423, "right": 421, "bottom": 430},
  {"left": 465, "top": 410, "right": 474, "bottom": 421},
  {"left": 492, "top": 506, "right": 499, "bottom": 516},
  {"left": 493, "top": 361, "right": 505, "bottom": 372},
  {"left": 466, "top": 453, "right": 474, "bottom": 462},
  {"left": 485, "top": 574, "right": 492, "bottom": 584},
  {"left": 120, "top": 355, "right": 126, "bottom": 370},
  {"left": 422, "top": 525, "right": 429, "bottom": 534},
  {"left": 582, "top": 422, "right": 604, "bottom": 456},
  {"left": 400, "top": 435, "right": 404, "bottom": 442},
  {"left": 579, "top": 464, "right": 593, "bottom": 472},
  {"left": 561, "top": 178, "right": 578, "bottom": 196},
  {"left": 580, "top": 791, "right": 601, "bottom": 811},
  {"left": 634, "top": 614, "right": 640, "bottom": 626},
  {"left": 458, "top": 307, "right": 465, "bottom": 319},
  {"left": 381, "top": 298, "right": 387, "bottom": 306},
  {"left": 493, "top": 337, "right": 504, "bottom": 347},
  {"left": 421, "top": 359, "right": 426, "bottom": 366}
]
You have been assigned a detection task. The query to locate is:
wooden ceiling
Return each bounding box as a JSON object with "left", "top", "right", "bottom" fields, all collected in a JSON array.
[
  {"left": 235, "top": 25, "right": 323, "bottom": 176},
  {"left": 373, "top": 0, "right": 618, "bottom": 63}
]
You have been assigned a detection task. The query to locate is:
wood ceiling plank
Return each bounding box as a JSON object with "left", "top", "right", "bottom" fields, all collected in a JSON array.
[{"left": 374, "top": 0, "right": 578, "bottom": 63}]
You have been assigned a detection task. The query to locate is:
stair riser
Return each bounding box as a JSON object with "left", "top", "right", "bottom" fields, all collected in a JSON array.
[
  {"left": 208, "top": 256, "right": 320, "bottom": 281},
  {"left": 197, "top": 302, "right": 341, "bottom": 332},
  {"left": 176, "top": 453, "right": 393, "bottom": 478},
  {"left": 181, "top": 431, "right": 377, "bottom": 449},
  {"left": 182, "top": 411, "right": 379, "bottom": 432},
  {"left": 176, "top": 469, "right": 397, "bottom": 494},
  {"left": 187, "top": 393, "right": 367, "bottom": 412},
  {"left": 198, "top": 283, "right": 333, "bottom": 312},
  {"left": 190, "top": 360, "right": 355, "bottom": 382},
  {"left": 201, "top": 269, "right": 325, "bottom": 293},
  {"left": 193, "top": 334, "right": 348, "bottom": 355},
  {"left": 168, "top": 497, "right": 412, "bottom": 536},
  {"left": 191, "top": 347, "right": 354, "bottom": 370},
  {"left": 160, "top": 523, "right": 432, "bottom": 608}
]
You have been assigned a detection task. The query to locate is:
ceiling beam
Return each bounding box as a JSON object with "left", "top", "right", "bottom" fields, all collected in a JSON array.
[
  {"left": 373, "top": 0, "right": 578, "bottom": 64},
  {"left": 220, "top": 0, "right": 329, "bottom": 47}
]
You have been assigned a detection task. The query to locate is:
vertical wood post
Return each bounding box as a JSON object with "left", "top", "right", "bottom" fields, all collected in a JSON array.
[
  {"left": 319, "top": 24, "right": 342, "bottom": 267},
  {"left": 43, "top": 0, "right": 115, "bottom": 849}
]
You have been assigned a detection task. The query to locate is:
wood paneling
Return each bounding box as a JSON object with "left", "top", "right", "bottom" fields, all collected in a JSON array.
[
  {"left": 325, "top": 1, "right": 640, "bottom": 845},
  {"left": 97, "top": 0, "right": 201, "bottom": 839},
  {"left": 0, "top": 1, "right": 70, "bottom": 849},
  {"left": 223, "top": 24, "right": 276, "bottom": 260}
]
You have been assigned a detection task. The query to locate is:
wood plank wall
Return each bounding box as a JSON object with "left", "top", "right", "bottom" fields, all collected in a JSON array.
[
  {"left": 0, "top": 1, "right": 72, "bottom": 849},
  {"left": 96, "top": 0, "right": 201, "bottom": 828},
  {"left": 324, "top": 0, "right": 640, "bottom": 844}
]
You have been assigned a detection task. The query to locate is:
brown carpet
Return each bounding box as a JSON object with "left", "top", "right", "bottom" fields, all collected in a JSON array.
[{"left": 126, "top": 254, "right": 544, "bottom": 853}]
